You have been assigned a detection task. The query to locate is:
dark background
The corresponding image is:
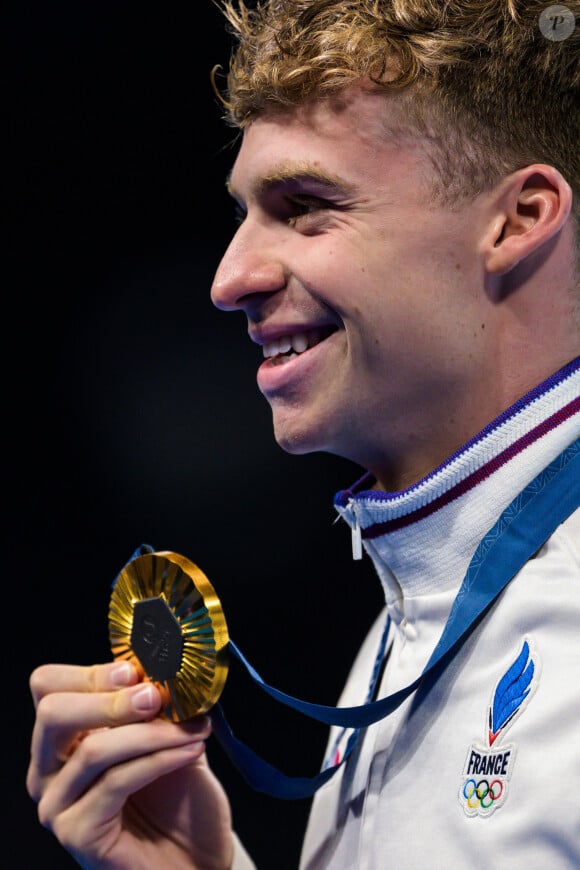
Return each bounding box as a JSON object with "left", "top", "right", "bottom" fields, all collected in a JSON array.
[{"left": 7, "top": 3, "right": 383, "bottom": 867}]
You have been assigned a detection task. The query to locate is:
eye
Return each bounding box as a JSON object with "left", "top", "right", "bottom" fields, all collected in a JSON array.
[{"left": 285, "top": 195, "right": 330, "bottom": 228}]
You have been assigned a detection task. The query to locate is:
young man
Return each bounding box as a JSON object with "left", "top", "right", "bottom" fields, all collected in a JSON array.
[{"left": 27, "top": 2, "right": 579, "bottom": 868}]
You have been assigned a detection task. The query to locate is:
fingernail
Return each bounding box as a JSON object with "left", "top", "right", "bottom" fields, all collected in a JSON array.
[
  {"left": 130, "top": 683, "right": 157, "bottom": 713},
  {"left": 110, "top": 662, "right": 134, "bottom": 687}
]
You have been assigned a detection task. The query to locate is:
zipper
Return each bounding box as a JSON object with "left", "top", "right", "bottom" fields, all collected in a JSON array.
[{"left": 348, "top": 498, "right": 363, "bottom": 561}]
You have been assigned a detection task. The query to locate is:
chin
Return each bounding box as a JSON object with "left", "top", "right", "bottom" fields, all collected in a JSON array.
[
  {"left": 271, "top": 412, "right": 327, "bottom": 456},
  {"left": 267, "top": 381, "right": 361, "bottom": 454},
  {"left": 274, "top": 428, "right": 320, "bottom": 455},
  {"left": 271, "top": 406, "right": 348, "bottom": 458}
]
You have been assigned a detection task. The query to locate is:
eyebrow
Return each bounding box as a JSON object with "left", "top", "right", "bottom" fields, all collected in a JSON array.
[{"left": 226, "top": 161, "right": 356, "bottom": 201}]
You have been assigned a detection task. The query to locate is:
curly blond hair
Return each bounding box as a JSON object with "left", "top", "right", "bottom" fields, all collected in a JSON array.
[{"left": 212, "top": 0, "right": 580, "bottom": 240}]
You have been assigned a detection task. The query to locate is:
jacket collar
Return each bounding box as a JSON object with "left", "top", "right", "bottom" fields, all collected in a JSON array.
[{"left": 334, "top": 358, "right": 580, "bottom": 609}]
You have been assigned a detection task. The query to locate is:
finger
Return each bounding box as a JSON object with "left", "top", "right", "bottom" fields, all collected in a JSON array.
[
  {"left": 42, "top": 742, "right": 208, "bottom": 861},
  {"left": 30, "top": 680, "right": 164, "bottom": 781},
  {"left": 29, "top": 661, "right": 139, "bottom": 709},
  {"left": 38, "top": 717, "right": 211, "bottom": 823}
]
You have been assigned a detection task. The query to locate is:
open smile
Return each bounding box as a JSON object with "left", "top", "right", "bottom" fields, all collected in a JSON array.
[
  {"left": 262, "top": 326, "right": 338, "bottom": 366},
  {"left": 256, "top": 325, "right": 340, "bottom": 394}
]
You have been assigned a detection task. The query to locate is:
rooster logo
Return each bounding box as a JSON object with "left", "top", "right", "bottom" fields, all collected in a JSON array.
[{"left": 459, "top": 639, "right": 537, "bottom": 817}]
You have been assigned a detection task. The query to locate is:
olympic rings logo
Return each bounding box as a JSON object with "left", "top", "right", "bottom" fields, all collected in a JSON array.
[{"left": 462, "top": 777, "right": 504, "bottom": 809}]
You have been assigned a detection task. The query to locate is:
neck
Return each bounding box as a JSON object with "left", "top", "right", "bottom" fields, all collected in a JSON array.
[{"left": 369, "top": 353, "right": 580, "bottom": 492}]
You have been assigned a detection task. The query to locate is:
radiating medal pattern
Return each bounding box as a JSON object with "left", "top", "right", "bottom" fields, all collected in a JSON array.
[{"left": 109, "top": 551, "right": 229, "bottom": 721}]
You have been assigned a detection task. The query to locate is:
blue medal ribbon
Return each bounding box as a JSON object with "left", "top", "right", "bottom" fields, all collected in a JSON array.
[{"left": 209, "top": 438, "right": 580, "bottom": 799}]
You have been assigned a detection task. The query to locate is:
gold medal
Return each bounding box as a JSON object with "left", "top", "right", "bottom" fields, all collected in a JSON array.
[{"left": 109, "top": 550, "right": 229, "bottom": 721}]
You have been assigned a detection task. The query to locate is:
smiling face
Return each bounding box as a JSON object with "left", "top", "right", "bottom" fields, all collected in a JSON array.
[{"left": 211, "top": 87, "right": 503, "bottom": 490}]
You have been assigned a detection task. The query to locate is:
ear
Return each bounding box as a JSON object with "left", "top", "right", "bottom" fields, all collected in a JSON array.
[{"left": 482, "top": 164, "right": 572, "bottom": 276}]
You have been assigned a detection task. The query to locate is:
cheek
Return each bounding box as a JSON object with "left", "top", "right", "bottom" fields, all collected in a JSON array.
[{"left": 298, "top": 230, "right": 372, "bottom": 294}]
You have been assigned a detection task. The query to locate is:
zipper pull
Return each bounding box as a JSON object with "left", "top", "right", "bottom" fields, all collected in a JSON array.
[{"left": 349, "top": 500, "right": 363, "bottom": 561}]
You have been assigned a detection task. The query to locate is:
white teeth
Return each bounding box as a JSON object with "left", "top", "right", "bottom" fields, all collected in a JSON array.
[
  {"left": 262, "top": 330, "right": 317, "bottom": 359},
  {"left": 263, "top": 340, "right": 279, "bottom": 359},
  {"left": 291, "top": 332, "right": 308, "bottom": 353}
]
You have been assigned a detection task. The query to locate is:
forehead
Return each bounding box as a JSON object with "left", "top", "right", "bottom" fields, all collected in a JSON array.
[{"left": 227, "top": 88, "right": 429, "bottom": 201}]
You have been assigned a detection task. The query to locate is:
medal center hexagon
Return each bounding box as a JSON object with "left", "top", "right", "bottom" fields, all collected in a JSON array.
[{"left": 131, "top": 596, "right": 184, "bottom": 682}]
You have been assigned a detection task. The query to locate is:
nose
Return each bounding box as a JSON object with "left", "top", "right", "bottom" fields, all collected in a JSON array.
[{"left": 210, "top": 222, "right": 287, "bottom": 313}]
